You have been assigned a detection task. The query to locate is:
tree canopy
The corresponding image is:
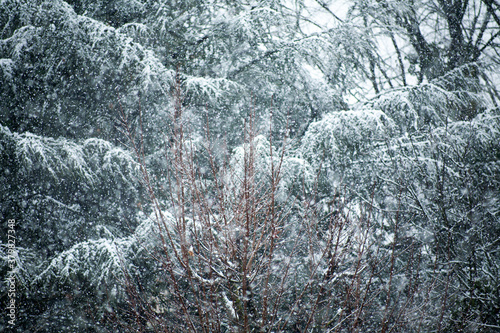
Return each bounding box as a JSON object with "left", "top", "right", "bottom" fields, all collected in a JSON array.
[{"left": 1, "top": 0, "right": 499, "bottom": 331}]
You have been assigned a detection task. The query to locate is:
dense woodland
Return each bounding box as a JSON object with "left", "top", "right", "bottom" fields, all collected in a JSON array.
[{"left": 1, "top": 0, "right": 499, "bottom": 331}]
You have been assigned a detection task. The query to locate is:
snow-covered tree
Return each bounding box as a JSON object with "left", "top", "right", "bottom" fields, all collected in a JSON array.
[
  {"left": 0, "top": 0, "right": 174, "bottom": 147},
  {"left": 0, "top": 124, "right": 144, "bottom": 330},
  {"left": 300, "top": 82, "right": 500, "bottom": 330},
  {"left": 1, "top": 0, "right": 499, "bottom": 331}
]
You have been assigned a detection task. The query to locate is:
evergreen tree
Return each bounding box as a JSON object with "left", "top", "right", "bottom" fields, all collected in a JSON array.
[{"left": 1, "top": 0, "right": 499, "bottom": 331}]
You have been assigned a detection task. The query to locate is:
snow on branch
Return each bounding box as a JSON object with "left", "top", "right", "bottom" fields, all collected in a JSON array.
[
  {"left": 83, "top": 138, "right": 139, "bottom": 185},
  {"left": 362, "top": 63, "right": 489, "bottom": 132},
  {"left": 229, "top": 134, "right": 313, "bottom": 201},
  {"left": 1, "top": 25, "right": 39, "bottom": 58},
  {"left": 301, "top": 109, "right": 396, "bottom": 169},
  {"left": 35, "top": 236, "right": 136, "bottom": 287},
  {"left": 3, "top": 0, "right": 175, "bottom": 98},
  {"left": 15, "top": 130, "right": 96, "bottom": 182},
  {"left": 4, "top": 126, "right": 139, "bottom": 186},
  {"left": 0, "top": 58, "right": 14, "bottom": 80},
  {"left": 183, "top": 74, "right": 241, "bottom": 101},
  {"left": 76, "top": 10, "right": 175, "bottom": 92}
]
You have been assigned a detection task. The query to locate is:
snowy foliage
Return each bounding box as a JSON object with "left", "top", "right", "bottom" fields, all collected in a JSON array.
[
  {"left": 0, "top": 58, "right": 13, "bottom": 80},
  {"left": 36, "top": 236, "right": 133, "bottom": 287},
  {"left": 301, "top": 109, "right": 395, "bottom": 183},
  {"left": 33, "top": 208, "right": 172, "bottom": 289},
  {"left": 363, "top": 64, "right": 488, "bottom": 132},
  {"left": 16, "top": 130, "right": 96, "bottom": 182},
  {"left": 0, "top": 0, "right": 174, "bottom": 141},
  {"left": 0, "top": 124, "right": 142, "bottom": 295},
  {"left": 2, "top": 125, "right": 139, "bottom": 186},
  {"left": 229, "top": 134, "right": 313, "bottom": 201},
  {"left": 1, "top": 0, "right": 499, "bottom": 331}
]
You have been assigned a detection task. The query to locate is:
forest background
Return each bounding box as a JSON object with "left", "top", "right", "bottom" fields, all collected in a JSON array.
[{"left": 1, "top": 0, "right": 499, "bottom": 331}]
